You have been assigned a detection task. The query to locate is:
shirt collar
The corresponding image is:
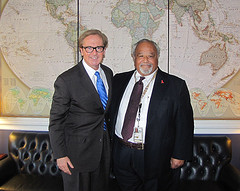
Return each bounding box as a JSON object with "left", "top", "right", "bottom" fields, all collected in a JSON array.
[
  {"left": 82, "top": 59, "right": 103, "bottom": 78},
  {"left": 135, "top": 68, "right": 158, "bottom": 82}
]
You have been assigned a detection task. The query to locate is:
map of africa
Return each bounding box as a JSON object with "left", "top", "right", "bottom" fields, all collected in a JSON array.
[{"left": 0, "top": 0, "right": 240, "bottom": 118}]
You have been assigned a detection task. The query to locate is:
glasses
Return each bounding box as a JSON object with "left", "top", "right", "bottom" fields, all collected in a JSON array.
[{"left": 81, "top": 46, "right": 105, "bottom": 53}]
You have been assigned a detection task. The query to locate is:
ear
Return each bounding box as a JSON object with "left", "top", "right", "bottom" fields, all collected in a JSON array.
[
  {"left": 103, "top": 48, "right": 106, "bottom": 56},
  {"left": 132, "top": 54, "right": 136, "bottom": 63},
  {"left": 80, "top": 48, "right": 83, "bottom": 56},
  {"left": 131, "top": 53, "right": 135, "bottom": 59}
]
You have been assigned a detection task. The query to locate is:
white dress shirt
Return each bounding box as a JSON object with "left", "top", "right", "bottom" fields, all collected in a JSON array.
[
  {"left": 115, "top": 69, "right": 157, "bottom": 143},
  {"left": 82, "top": 60, "right": 109, "bottom": 95}
]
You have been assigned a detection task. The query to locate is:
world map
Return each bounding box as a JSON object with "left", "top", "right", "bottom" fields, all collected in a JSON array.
[{"left": 0, "top": 0, "right": 240, "bottom": 118}]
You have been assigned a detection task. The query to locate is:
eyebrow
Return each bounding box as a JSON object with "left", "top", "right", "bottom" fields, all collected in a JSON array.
[{"left": 136, "top": 52, "right": 155, "bottom": 56}]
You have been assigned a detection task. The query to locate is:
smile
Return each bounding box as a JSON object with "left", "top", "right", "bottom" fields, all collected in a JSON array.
[
  {"left": 90, "top": 56, "right": 98, "bottom": 60},
  {"left": 140, "top": 63, "right": 152, "bottom": 67}
]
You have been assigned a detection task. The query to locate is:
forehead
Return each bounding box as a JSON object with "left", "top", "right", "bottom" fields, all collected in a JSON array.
[
  {"left": 82, "top": 35, "right": 103, "bottom": 45},
  {"left": 135, "top": 41, "right": 157, "bottom": 54}
]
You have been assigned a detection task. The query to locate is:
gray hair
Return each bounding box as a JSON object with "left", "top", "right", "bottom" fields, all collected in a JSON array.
[{"left": 131, "top": 39, "right": 160, "bottom": 58}]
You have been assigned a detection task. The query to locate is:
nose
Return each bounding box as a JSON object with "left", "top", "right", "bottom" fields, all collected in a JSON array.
[
  {"left": 91, "top": 49, "right": 98, "bottom": 55},
  {"left": 143, "top": 56, "right": 149, "bottom": 62}
]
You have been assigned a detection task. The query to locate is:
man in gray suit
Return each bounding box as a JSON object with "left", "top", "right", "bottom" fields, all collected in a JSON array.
[{"left": 49, "top": 29, "right": 113, "bottom": 191}]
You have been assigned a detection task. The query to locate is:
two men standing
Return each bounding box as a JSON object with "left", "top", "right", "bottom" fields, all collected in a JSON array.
[{"left": 49, "top": 30, "right": 194, "bottom": 191}]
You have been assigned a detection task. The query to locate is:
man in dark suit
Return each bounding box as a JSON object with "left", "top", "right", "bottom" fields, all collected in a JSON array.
[
  {"left": 49, "top": 29, "right": 113, "bottom": 191},
  {"left": 110, "top": 39, "right": 194, "bottom": 191}
]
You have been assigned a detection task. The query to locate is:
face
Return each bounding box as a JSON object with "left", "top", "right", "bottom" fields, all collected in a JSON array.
[
  {"left": 80, "top": 34, "right": 105, "bottom": 70},
  {"left": 133, "top": 41, "right": 158, "bottom": 76}
]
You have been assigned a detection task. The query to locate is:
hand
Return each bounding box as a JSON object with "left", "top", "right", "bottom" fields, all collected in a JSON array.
[
  {"left": 57, "top": 156, "right": 74, "bottom": 175},
  {"left": 170, "top": 158, "right": 184, "bottom": 169}
]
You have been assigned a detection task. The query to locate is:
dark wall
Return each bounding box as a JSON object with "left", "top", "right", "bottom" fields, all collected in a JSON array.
[
  {"left": 0, "top": 130, "right": 240, "bottom": 169},
  {"left": 0, "top": 130, "right": 11, "bottom": 154},
  {"left": 227, "top": 134, "right": 240, "bottom": 169}
]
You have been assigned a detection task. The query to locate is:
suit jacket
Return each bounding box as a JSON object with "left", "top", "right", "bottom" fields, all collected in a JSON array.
[
  {"left": 49, "top": 61, "right": 113, "bottom": 172},
  {"left": 110, "top": 68, "right": 194, "bottom": 180}
]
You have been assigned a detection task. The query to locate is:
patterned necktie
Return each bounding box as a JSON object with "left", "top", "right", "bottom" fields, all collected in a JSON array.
[
  {"left": 95, "top": 71, "right": 108, "bottom": 130},
  {"left": 121, "top": 76, "right": 145, "bottom": 141}
]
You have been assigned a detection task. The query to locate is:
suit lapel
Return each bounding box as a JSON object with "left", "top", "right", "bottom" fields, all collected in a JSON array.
[
  {"left": 111, "top": 70, "right": 134, "bottom": 127},
  {"left": 101, "top": 65, "right": 112, "bottom": 111},
  {"left": 115, "top": 71, "right": 134, "bottom": 108},
  {"left": 147, "top": 69, "right": 168, "bottom": 129},
  {"left": 150, "top": 69, "right": 167, "bottom": 100},
  {"left": 77, "top": 62, "right": 103, "bottom": 108}
]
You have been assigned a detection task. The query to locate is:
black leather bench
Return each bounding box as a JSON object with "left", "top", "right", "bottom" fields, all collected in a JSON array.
[{"left": 0, "top": 131, "right": 239, "bottom": 191}]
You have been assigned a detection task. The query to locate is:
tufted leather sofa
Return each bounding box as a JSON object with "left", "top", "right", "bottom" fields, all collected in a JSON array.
[
  {"left": 0, "top": 131, "right": 63, "bottom": 191},
  {"left": 179, "top": 136, "right": 240, "bottom": 191},
  {"left": 0, "top": 132, "right": 240, "bottom": 191}
]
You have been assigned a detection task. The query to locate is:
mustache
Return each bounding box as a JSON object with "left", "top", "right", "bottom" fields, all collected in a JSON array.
[
  {"left": 140, "top": 63, "right": 152, "bottom": 66},
  {"left": 139, "top": 63, "right": 153, "bottom": 75}
]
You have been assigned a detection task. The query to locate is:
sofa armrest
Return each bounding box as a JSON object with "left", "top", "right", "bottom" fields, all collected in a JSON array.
[
  {"left": 219, "top": 163, "right": 240, "bottom": 191},
  {"left": 0, "top": 156, "right": 18, "bottom": 185}
]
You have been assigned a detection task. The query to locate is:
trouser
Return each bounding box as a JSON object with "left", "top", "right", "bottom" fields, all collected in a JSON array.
[
  {"left": 61, "top": 130, "right": 110, "bottom": 191},
  {"left": 113, "top": 137, "right": 181, "bottom": 191}
]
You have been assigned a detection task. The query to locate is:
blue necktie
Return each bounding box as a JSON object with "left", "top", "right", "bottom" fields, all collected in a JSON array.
[{"left": 95, "top": 71, "right": 108, "bottom": 130}]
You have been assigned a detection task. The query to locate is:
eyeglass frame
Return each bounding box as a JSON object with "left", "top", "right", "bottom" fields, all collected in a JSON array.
[{"left": 81, "top": 46, "right": 105, "bottom": 53}]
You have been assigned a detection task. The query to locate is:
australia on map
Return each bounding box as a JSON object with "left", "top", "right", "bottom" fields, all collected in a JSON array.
[{"left": 0, "top": 0, "right": 240, "bottom": 118}]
